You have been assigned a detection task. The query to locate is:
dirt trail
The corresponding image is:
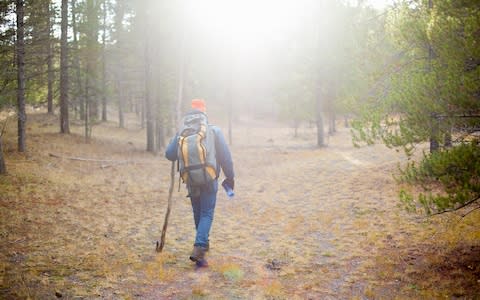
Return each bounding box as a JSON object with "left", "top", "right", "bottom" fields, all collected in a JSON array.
[
  {"left": 199, "top": 126, "right": 410, "bottom": 298},
  {"left": 1, "top": 114, "right": 479, "bottom": 299}
]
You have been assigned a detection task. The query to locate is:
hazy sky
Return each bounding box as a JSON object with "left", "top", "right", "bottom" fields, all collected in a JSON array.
[{"left": 366, "top": 0, "right": 394, "bottom": 9}]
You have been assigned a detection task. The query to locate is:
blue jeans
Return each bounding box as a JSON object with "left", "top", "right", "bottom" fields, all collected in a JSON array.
[{"left": 190, "top": 181, "right": 218, "bottom": 248}]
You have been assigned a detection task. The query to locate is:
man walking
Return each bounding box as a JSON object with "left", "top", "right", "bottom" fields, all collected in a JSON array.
[{"left": 165, "top": 99, "right": 235, "bottom": 267}]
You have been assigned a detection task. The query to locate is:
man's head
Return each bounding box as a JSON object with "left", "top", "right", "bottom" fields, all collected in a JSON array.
[{"left": 191, "top": 99, "right": 206, "bottom": 113}]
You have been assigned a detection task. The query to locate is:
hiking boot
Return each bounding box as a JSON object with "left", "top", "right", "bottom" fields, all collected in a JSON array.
[
  {"left": 195, "top": 258, "right": 208, "bottom": 268},
  {"left": 189, "top": 246, "right": 207, "bottom": 263}
]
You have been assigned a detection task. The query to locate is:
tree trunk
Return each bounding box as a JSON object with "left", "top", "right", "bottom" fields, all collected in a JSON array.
[
  {"left": 141, "top": 95, "right": 145, "bottom": 129},
  {"left": 155, "top": 118, "right": 165, "bottom": 151},
  {"left": 294, "top": 119, "right": 299, "bottom": 138},
  {"left": 46, "top": 1, "right": 54, "bottom": 114},
  {"left": 145, "top": 37, "right": 154, "bottom": 152},
  {"left": 175, "top": 27, "right": 186, "bottom": 130},
  {"left": 118, "top": 102, "right": 124, "bottom": 128},
  {"left": 85, "top": 75, "right": 91, "bottom": 141},
  {"left": 86, "top": 0, "right": 98, "bottom": 121},
  {"left": 101, "top": 0, "right": 107, "bottom": 122},
  {"left": 444, "top": 129, "right": 452, "bottom": 148},
  {"left": 316, "top": 115, "right": 325, "bottom": 146},
  {"left": 60, "top": 0, "right": 70, "bottom": 134},
  {"left": 316, "top": 93, "right": 325, "bottom": 147},
  {"left": 118, "top": 83, "right": 125, "bottom": 128},
  {"left": 326, "top": 78, "right": 336, "bottom": 135},
  {"left": 344, "top": 115, "right": 349, "bottom": 128},
  {"left": 0, "top": 136, "right": 6, "bottom": 174},
  {"left": 228, "top": 93, "right": 233, "bottom": 146},
  {"left": 227, "top": 41, "right": 233, "bottom": 146},
  {"left": 114, "top": 0, "right": 125, "bottom": 128},
  {"left": 0, "top": 135, "right": 7, "bottom": 174},
  {"left": 16, "top": 0, "right": 26, "bottom": 152},
  {"left": 175, "top": 64, "right": 184, "bottom": 130},
  {"left": 72, "top": 0, "right": 83, "bottom": 120},
  {"left": 428, "top": 0, "right": 438, "bottom": 153},
  {"left": 165, "top": 108, "right": 173, "bottom": 137},
  {"left": 430, "top": 113, "right": 439, "bottom": 152},
  {"left": 329, "top": 110, "right": 336, "bottom": 135},
  {"left": 314, "top": 2, "right": 326, "bottom": 148},
  {"left": 84, "top": 0, "right": 100, "bottom": 140}
]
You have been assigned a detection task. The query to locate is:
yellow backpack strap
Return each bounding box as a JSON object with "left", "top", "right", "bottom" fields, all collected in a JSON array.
[{"left": 178, "top": 136, "right": 188, "bottom": 167}]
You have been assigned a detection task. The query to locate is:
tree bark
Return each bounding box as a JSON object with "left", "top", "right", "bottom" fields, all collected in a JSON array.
[
  {"left": 60, "top": 0, "right": 70, "bottom": 134},
  {"left": 46, "top": 1, "right": 54, "bottom": 114},
  {"left": 16, "top": 0, "right": 26, "bottom": 152}
]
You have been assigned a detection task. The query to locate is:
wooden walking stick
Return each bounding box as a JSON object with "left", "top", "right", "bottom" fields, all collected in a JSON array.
[
  {"left": 157, "top": 24, "right": 185, "bottom": 252},
  {"left": 156, "top": 160, "right": 176, "bottom": 252}
]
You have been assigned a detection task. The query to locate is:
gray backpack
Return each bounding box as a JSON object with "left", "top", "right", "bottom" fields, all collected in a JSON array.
[{"left": 177, "top": 112, "right": 217, "bottom": 191}]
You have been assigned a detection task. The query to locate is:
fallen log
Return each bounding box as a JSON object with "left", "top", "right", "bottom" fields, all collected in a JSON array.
[{"left": 48, "top": 153, "right": 149, "bottom": 167}]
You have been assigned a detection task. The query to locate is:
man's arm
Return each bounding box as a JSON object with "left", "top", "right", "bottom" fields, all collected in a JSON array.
[
  {"left": 165, "top": 135, "right": 179, "bottom": 161},
  {"left": 213, "top": 127, "right": 235, "bottom": 185}
]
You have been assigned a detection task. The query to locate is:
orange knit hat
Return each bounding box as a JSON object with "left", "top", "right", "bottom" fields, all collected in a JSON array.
[{"left": 191, "top": 99, "right": 206, "bottom": 112}]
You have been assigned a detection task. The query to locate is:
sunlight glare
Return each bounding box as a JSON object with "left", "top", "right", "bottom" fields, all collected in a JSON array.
[{"left": 187, "top": 0, "right": 309, "bottom": 48}]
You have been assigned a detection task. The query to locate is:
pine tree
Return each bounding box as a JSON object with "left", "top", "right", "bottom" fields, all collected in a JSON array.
[{"left": 351, "top": 0, "right": 480, "bottom": 214}]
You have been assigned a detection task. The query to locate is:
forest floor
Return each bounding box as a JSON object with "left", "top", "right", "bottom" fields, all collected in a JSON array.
[{"left": 0, "top": 111, "right": 479, "bottom": 299}]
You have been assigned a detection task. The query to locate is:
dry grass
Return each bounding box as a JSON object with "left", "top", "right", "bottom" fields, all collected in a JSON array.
[{"left": 0, "top": 111, "right": 479, "bottom": 299}]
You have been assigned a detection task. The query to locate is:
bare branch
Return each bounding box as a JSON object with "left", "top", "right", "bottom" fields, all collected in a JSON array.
[
  {"left": 460, "top": 205, "right": 480, "bottom": 218},
  {"left": 429, "top": 196, "right": 480, "bottom": 217}
]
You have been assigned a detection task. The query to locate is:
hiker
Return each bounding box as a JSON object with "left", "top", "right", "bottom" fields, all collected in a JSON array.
[{"left": 165, "top": 99, "right": 235, "bottom": 267}]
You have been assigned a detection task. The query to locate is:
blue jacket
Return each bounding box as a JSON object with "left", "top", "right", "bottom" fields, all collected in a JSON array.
[{"left": 165, "top": 124, "right": 235, "bottom": 181}]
